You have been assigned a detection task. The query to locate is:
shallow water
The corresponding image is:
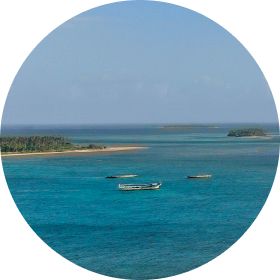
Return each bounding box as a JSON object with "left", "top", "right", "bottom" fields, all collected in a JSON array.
[{"left": 2, "top": 124, "right": 279, "bottom": 279}]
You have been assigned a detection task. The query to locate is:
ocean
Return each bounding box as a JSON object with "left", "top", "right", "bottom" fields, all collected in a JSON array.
[{"left": 1, "top": 123, "right": 279, "bottom": 279}]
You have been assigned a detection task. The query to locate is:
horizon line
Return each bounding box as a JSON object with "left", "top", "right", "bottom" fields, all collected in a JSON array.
[{"left": 1, "top": 122, "right": 279, "bottom": 127}]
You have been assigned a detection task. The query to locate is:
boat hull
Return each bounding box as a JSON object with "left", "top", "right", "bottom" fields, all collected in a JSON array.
[
  {"left": 187, "top": 175, "right": 211, "bottom": 178},
  {"left": 106, "top": 174, "right": 138, "bottom": 178},
  {"left": 118, "top": 182, "right": 162, "bottom": 191}
]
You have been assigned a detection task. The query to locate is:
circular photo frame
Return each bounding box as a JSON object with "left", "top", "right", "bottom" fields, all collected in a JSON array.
[{"left": 1, "top": 1, "right": 279, "bottom": 280}]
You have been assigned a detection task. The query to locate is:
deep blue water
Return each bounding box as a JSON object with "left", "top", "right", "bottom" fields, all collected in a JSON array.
[{"left": 1, "top": 124, "right": 279, "bottom": 279}]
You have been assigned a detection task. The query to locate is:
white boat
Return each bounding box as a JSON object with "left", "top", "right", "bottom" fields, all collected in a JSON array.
[
  {"left": 106, "top": 174, "right": 138, "bottom": 178},
  {"left": 118, "top": 182, "right": 162, "bottom": 191},
  {"left": 187, "top": 175, "right": 212, "bottom": 178}
]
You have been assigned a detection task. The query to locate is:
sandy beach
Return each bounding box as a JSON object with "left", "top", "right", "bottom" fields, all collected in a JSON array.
[
  {"left": 228, "top": 136, "right": 267, "bottom": 138},
  {"left": 1, "top": 145, "right": 147, "bottom": 159}
]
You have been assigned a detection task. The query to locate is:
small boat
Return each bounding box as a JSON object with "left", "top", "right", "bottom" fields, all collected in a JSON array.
[
  {"left": 106, "top": 174, "right": 139, "bottom": 178},
  {"left": 118, "top": 182, "right": 162, "bottom": 191},
  {"left": 187, "top": 175, "right": 212, "bottom": 178}
]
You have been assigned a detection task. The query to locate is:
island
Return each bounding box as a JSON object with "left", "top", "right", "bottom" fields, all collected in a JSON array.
[
  {"left": 0, "top": 136, "right": 146, "bottom": 158},
  {"left": 161, "top": 124, "right": 218, "bottom": 132},
  {"left": 227, "top": 127, "right": 267, "bottom": 137},
  {"left": 0, "top": 135, "right": 105, "bottom": 153}
]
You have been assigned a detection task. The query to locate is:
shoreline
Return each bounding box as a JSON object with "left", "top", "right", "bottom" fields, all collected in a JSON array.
[
  {"left": 1, "top": 145, "right": 147, "bottom": 159},
  {"left": 227, "top": 136, "right": 267, "bottom": 138}
]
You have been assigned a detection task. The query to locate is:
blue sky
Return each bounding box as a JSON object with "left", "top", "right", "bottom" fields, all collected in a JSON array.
[{"left": 2, "top": 1, "right": 278, "bottom": 125}]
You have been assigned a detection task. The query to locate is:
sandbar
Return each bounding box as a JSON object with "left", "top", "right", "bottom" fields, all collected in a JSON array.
[{"left": 227, "top": 136, "right": 266, "bottom": 138}]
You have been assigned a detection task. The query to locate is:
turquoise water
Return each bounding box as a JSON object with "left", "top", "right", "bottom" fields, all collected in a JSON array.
[{"left": 2, "top": 124, "right": 279, "bottom": 279}]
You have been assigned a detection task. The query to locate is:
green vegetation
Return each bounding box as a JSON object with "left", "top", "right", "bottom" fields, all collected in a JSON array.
[
  {"left": 227, "top": 127, "right": 267, "bottom": 137},
  {"left": 0, "top": 136, "right": 105, "bottom": 153}
]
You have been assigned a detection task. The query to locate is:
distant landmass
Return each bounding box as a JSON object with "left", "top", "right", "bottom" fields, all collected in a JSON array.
[
  {"left": 227, "top": 127, "right": 267, "bottom": 137},
  {"left": 163, "top": 124, "right": 218, "bottom": 128},
  {"left": 162, "top": 124, "right": 218, "bottom": 132}
]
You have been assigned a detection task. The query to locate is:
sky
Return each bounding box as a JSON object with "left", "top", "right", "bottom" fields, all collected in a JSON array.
[{"left": 1, "top": 0, "right": 278, "bottom": 125}]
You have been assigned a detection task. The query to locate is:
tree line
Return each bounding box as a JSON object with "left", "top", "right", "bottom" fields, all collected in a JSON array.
[
  {"left": 227, "top": 127, "right": 267, "bottom": 137},
  {"left": 0, "top": 136, "right": 105, "bottom": 153}
]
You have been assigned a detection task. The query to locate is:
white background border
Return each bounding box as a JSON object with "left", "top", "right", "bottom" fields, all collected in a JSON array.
[{"left": 0, "top": 1, "right": 279, "bottom": 279}]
